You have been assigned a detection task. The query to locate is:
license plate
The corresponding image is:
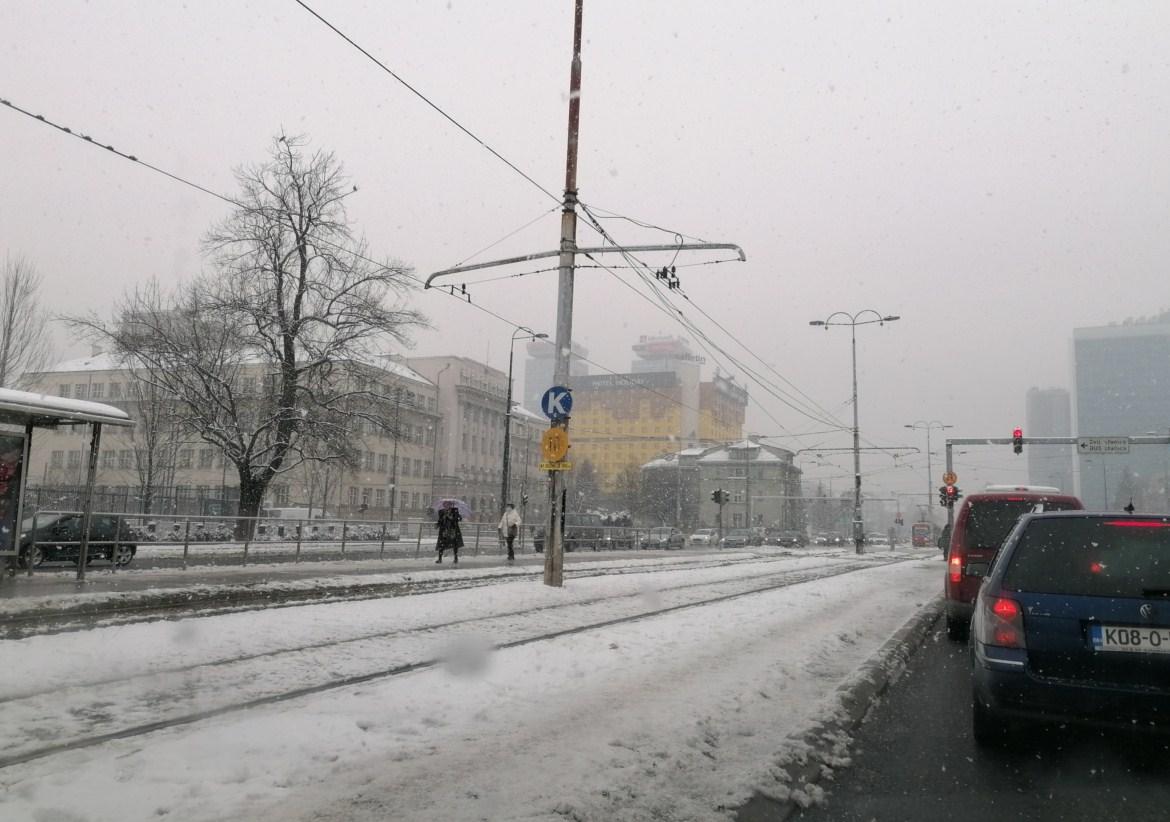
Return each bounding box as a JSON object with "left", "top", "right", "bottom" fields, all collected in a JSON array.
[
  {"left": 1090, "top": 624, "right": 1170, "bottom": 654},
  {"left": 965, "top": 562, "right": 988, "bottom": 578}
]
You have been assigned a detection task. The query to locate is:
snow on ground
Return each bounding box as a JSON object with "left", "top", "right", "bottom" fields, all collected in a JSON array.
[
  {"left": 0, "top": 549, "right": 769, "bottom": 615},
  {"left": 0, "top": 553, "right": 941, "bottom": 822}
]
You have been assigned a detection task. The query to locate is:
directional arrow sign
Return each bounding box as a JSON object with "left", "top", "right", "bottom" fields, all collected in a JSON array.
[{"left": 1077, "top": 437, "right": 1130, "bottom": 455}]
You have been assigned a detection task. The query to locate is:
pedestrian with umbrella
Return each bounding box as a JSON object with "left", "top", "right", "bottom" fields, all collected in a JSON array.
[{"left": 435, "top": 499, "right": 464, "bottom": 564}]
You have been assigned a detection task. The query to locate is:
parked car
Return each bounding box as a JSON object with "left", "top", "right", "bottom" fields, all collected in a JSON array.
[
  {"left": 765, "top": 530, "right": 807, "bottom": 547},
  {"left": 18, "top": 513, "right": 137, "bottom": 568},
  {"left": 971, "top": 511, "right": 1170, "bottom": 745},
  {"left": 720, "top": 528, "right": 754, "bottom": 549},
  {"left": 640, "top": 527, "right": 685, "bottom": 550},
  {"left": 599, "top": 526, "right": 636, "bottom": 550},
  {"left": 533, "top": 512, "right": 606, "bottom": 552},
  {"left": 688, "top": 528, "right": 717, "bottom": 546},
  {"left": 945, "top": 485, "right": 1083, "bottom": 640}
]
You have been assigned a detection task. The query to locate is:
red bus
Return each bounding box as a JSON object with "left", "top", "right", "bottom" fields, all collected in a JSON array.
[{"left": 911, "top": 522, "right": 932, "bottom": 547}]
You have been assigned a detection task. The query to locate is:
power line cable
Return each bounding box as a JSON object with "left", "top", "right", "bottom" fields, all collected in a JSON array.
[{"left": 292, "top": 0, "right": 562, "bottom": 206}]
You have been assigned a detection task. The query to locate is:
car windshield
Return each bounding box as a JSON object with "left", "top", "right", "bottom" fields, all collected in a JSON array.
[
  {"left": 962, "top": 499, "right": 1080, "bottom": 550},
  {"left": 1003, "top": 517, "right": 1170, "bottom": 597}
]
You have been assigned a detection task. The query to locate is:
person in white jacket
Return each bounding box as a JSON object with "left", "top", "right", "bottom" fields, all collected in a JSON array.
[{"left": 498, "top": 503, "right": 522, "bottom": 561}]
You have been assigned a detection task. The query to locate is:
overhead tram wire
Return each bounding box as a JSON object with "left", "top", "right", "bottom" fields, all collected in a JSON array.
[
  {"left": 577, "top": 202, "right": 856, "bottom": 436},
  {"left": 292, "top": 0, "right": 561, "bottom": 207},
  {"left": 576, "top": 202, "right": 860, "bottom": 437},
  {"left": 573, "top": 212, "right": 849, "bottom": 435},
  {"left": 577, "top": 211, "right": 896, "bottom": 459},
  {"left": 0, "top": 97, "right": 721, "bottom": 426},
  {"left": 285, "top": 4, "right": 838, "bottom": 442}
]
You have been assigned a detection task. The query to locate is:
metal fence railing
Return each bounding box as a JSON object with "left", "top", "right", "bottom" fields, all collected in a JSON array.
[{"left": 10, "top": 513, "right": 759, "bottom": 576}]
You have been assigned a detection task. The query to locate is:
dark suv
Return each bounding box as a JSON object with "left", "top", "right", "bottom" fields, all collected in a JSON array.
[
  {"left": 18, "top": 513, "right": 137, "bottom": 568},
  {"left": 944, "top": 486, "right": 1082, "bottom": 640}
]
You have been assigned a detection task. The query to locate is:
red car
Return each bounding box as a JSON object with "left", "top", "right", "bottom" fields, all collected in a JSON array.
[{"left": 944, "top": 486, "right": 1083, "bottom": 640}]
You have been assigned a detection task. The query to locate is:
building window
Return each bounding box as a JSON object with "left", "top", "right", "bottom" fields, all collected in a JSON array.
[
  {"left": 411, "top": 492, "right": 420, "bottom": 509},
  {"left": 348, "top": 487, "right": 359, "bottom": 506},
  {"left": 89, "top": 383, "right": 105, "bottom": 399},
  {"left": 364, "top": 451, "right": 374, "bottom": 471},
  {"left": 462, "top": 433, "right": 468, "bottom": 451},
  {"left": 67, "top": 450, "right": 81, "bottom": 469},
  {"left": 74, "top": 384, "right": 87, "bottom": 400},
  {"left": 51, "top": 450, "right": 63, "bottom": 468},
  {"left": 198, "top": 449, "right": 215, "bottom": 469},
  {"left": 375, "top": 489, "right": 385, "bottom": 507},
  {"left": 118, "top": 450, "right": 132, "bottom": 469},
  {"left": 175, "top": 485, "right": 191, "bottom": 501},
  {"left": 178, "top": 449, "right": 193, "bottom": 469},
  {"left": 413, "top": 458, "right": 422, "bottom": 477},
  {"left": 424, "top": 460, "right": 432, "bottom": 478},
  {"left": 58, "top": 384, "right": 71, "bottom": 398},
  {"left": 378, "top": 454, "right": 388, "bottom": 473},
  {"left": 101, "top": 451, "right": 115, "bottom": 469},
  {"left": 110, "top": 382, "right": 123, "bottom": 399}
]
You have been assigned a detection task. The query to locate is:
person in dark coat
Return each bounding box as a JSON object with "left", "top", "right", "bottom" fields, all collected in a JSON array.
[{"left": 435, "top": 501, "right": 464, "bottom": 564}]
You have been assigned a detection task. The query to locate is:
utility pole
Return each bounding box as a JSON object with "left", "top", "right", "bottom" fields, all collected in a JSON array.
[
  {"left": 422, "top": 0, "right": 744, "bottom": 585},
  {"left": 542, "top": 0, "right": 584, "bottom": 588}
]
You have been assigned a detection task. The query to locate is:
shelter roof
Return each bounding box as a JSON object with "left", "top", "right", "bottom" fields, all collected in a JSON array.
[{"left": 0, "top": 387, "right": 133, "bottom": 428}]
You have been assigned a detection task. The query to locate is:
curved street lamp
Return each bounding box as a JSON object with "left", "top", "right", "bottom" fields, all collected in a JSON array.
[
  {"left": 809, "top": 310, "right": 900, "bottom": 553},
  {"left": 501, "top": 327, "right": 549, "bottom": 517},
  {"left": 905, "top": 420, "right": 953, "bottom": 521}
]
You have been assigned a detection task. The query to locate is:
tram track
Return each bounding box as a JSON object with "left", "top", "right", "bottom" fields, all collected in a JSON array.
[
  {"left": 0, "top": 555, "right": 908, "bottom": 770},
  {"left": 1, "top": 548, "right": 858, "bottom": 639}
]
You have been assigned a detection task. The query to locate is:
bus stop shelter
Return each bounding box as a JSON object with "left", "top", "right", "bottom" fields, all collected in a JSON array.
[{"left": 0, "top": 387, "right": 134, "bottom": 581}]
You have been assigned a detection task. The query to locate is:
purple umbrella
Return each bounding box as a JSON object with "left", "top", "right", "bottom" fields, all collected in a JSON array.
[{"left": 432, "top": 498, "right": 471, "bottom": 519}]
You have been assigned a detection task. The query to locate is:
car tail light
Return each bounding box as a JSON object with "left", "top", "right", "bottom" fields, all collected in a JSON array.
[
  {"left": 948, "top": 553, "right": 963, "bottom": 583},
  {"left": 980, "top": 596, "right": 1026, "bottom": 649}
]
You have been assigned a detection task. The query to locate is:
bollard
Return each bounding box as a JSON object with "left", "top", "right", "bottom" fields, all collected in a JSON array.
[
  {"left": 181, "top": 518, "right": 190, "bottom": 570},
  {"left": 379, "top": 523, "right": 386, "bottom": 559},
  {"left": 474, "top": 522, "right": 481, "bottom": 556},
  {"left": 295, "top": 519, "right": 303, "bottom": 563},
  {"left": 242, "top": 517, "right": 251, "bottom": 566},
  {"left": 341, "top": 522, "right": 347, "bottom": 557},
  {"left": 415, "top": 521, "right": 423, "bottom": 558},
  {"left": 25, "top": 512, "right": 38, "bottom": 577}
]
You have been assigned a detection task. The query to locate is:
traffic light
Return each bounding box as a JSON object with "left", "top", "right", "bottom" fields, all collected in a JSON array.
[
  {"left": 711, "top": 489, "right": 720, "bottom": 503},
  {"left": 712, "top": 489, "right": 730, "bottom": 504},
  {"left": 939, "top": 484, "right": 961, "bottom": 508},
  {"left": 1013, "top": 427, "right": 1023, "bottom": 454},
  {"left": 946, "top": 485, "right": 960, "bottom": 507}
]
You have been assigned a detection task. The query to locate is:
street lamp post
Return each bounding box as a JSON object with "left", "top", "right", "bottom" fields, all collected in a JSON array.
[
  {"left": 905, "top": 421, "right": 952, "bottom": 521},
  {"left": 810, "top": 310, "right": 900, "bottom": 554},
  {"left": 501, "top": 328, "right": 548, "bottom": 517}
]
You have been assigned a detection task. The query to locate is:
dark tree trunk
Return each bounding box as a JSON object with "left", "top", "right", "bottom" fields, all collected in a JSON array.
[{"left": 236, "top": 472, "right": 268, "bottom": 538}]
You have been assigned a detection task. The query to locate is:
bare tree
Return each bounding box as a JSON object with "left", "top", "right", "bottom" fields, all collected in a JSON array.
[
  {"left": 0, "top": 255, "right": 53, "bottom": 388},
  {"left": 73, "top": 135, "right": 425, "bottom": 527},
  {"left": 120, "top": 370, "right": 181, "bottom": 515}
]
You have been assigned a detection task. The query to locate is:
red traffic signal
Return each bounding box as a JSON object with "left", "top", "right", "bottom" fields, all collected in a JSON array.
[{"left": 1012, "top": 427, "right": 1023, "bottom": 454}]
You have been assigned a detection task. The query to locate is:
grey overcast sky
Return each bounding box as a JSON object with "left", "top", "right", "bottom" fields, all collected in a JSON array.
[{"left": 2, "top": 1, "right": 1169, "bottom": 500}]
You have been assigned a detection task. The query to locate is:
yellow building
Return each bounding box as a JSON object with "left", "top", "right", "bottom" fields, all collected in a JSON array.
[{"left": 569, "top": 338, "right": 748, "bottom": 489}]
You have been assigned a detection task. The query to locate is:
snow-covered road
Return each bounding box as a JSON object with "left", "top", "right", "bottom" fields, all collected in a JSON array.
[{"left": 0, "top": 551, "right": 941, "bottom": 821}]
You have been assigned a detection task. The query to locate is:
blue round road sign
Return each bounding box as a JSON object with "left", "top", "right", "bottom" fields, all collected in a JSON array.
[{"left": 541, "top": 385, "right": 573, "bottom": 419}]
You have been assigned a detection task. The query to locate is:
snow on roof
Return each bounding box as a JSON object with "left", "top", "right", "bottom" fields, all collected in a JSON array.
[
  {"left": 0, "top": 387, "right": 133, "bottom": 427},
  {"left": 511, "top": 404, "right": 544, "bottom": 422},
  {"left": 39, "top": 352, "right": 126, "bottom": 374}
]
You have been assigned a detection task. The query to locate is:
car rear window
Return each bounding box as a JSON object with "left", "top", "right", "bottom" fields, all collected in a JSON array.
[
  {"left": 962, "top": 498, "right": 1079, "bottom": 550},
  {"left": 1002, "top": 517, "right": 1170, "bottom": 597}
]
